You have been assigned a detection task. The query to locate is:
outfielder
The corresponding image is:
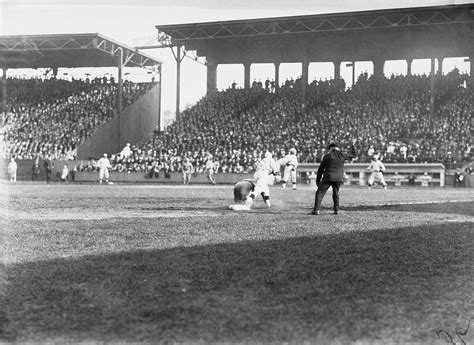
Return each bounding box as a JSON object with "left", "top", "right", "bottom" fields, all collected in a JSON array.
[
  {"left": 366, "top": 155, "right": 387, "bottom": 190},
  {"left": 280, "top": 147, "right": 298, "bottom": 190},
  {"left": 253, "top": 151, "right": 279, "bottom": 207},
  {"left": 205, "top": 155, "right": 217, "bottom": 185},
  {"left": 8, "top": 157, "right": 17, "bottom": 183},
  {"left": 97, "top": 153, "right": 112, "bottom": 184},
  {"left": 182, "top": 158, "right": 194, "bottom": 184},
  {"left": 229, "top": 179, "right": 256, "bottom": 211}
]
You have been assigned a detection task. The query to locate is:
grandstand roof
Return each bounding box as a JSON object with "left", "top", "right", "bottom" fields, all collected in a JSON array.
[
  {"left": 0, "top": 33, "right": 162, "bottom": 70},
  {"left": 154, "top": 4, "right": 473, "bottom": 63}
]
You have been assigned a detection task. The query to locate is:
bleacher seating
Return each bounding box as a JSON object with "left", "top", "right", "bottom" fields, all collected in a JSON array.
[
  {"left": 112, "top": 70, "right": 471, "bottom": 175},
  {"left": 1, "top": 77, "right": 154, "bottom": 160}
]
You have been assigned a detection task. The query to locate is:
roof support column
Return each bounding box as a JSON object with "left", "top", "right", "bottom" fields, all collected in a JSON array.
[
  {"left": 2, "top": 68, "right": 6, "bottom": 116},
  {"left": 170, "top": 46, "right": 185, "bottom": 128},
  {"left": 469, "top": 56, "right": 473, "bottom": 87},
  {"left": 437, "top": 57, "right": 444, "bottom": 75},
  {"left": 244, "top": 62, "right": 251, "bottom": 89},
  {"left": 334, "top": 60, "right": 341, "bottom": 79},
  {"left": 157, "top": 64, "right": 162, "bottom": 131},
  {"left": 206, "top": 58, "right": 217, "bottom": 94},
  {"left": 429, "top": 57, "right": 436, "bottom": 126},
  {"left": 301, "top": 59, "right": 309, "bottom": 112},
  {"left": 373, "top": 58, "right": 385, "bottom": 78},
  {"left": 407, "top": 58, "right": 413, "bottom": 76},
  {"left": 274, "top": 62, "right": 280, "bottom": 90},
  {"left": 117, "top": 47, "right": 123, "bottom": 153},
  {"left": 175, "top": 46, "right": 182, "bottom": 127}
]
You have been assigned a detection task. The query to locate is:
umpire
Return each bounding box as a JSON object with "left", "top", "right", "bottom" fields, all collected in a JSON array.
[{"left": 311, "top": 140, "right": 358, "bottom": 215}]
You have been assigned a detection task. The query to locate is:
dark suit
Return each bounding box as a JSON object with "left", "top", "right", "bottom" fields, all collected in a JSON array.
[
  {"left": 43, "top": 159, "right": 54, "bottom": 184},
  {"left": 313, "top": 144, "right": 357, "bottom": 213}
]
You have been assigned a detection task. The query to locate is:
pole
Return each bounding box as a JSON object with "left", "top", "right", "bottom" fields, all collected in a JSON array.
[
  {"left": 352, "top": 61, "right": 355, "bottom": 87},
  {"left": 117, "top": 48, "right": 123, "bottom": 153},
  {"left": 158, "top": 65, "right": 162, "bottom": 132},
  {"left": 274, "top": 62, "right": 280, "bottom": 90},
  {"left": 429, "top": 57, "right": 436, "bottom": 127},
  {"left": 2, "top": 68, "right": 6, "bottom": 115}
]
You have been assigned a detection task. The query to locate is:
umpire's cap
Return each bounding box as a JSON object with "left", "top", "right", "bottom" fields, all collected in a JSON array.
[{"left": 327, "top": 142, "right": 339, "bottom": 149}]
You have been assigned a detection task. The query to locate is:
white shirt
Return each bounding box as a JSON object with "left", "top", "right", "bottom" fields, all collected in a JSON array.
[
  {"left": 256, "top": 157, "right": 278, "bottom": 174},
  {"left": 281, "top": 154, "right": 298, "bottom": 169},
  {"left": 120, "top": 145, "right": 132, "bottom": 158},
  {"left": 367, "top": 160, "right": 385, "bottom": 173},
  {"left": 97, "top": 157, "right": 111, "bottom": 169},
  {"left": 8, "top": 161, "right": 17, "bottom": 174},
  {"left": 205, "top": 160, "right": 215, "bottom": 171}
]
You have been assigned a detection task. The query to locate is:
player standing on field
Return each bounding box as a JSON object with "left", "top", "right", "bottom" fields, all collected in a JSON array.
[
  {"left": 8, "top": 157, "right": 17, "bottom": 183},
  {"left": 182, "top": 158, "right": 194, "bottom": 184},
  {"left": 254, "top": 151, "right": 279, "bottom": 207},
  {"left": 97, "top": 153, "right": 111, "bottom": 184},
  {"left": 366, "top": 155, "right": 387, "bottom": 190},
  {"left": 280, "top": 147, "right": 298, "bottom": 190},
  {"left": 205, "top": 155, "right": 217, "bottom": 185}
]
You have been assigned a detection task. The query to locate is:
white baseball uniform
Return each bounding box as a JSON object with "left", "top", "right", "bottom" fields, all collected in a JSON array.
[
  {"left": 367, "top": 160, "right": 386, "bottom": 186},
  {"left": 97, "top": 157, "right": 111, "bottom": 181},
  {"left": 281, "top": 153, "right": 298, "bottom": 185},
  {"left": 254, "top": 156, "right": 278, "bottom": 197}
]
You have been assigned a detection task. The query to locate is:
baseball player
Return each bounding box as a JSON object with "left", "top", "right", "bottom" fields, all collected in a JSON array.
[
  {"left": 229, "top": 179, "right": 256, "bottom": 211},
  {"left": 366, "top": 155, "right": 387, "bottom": 190},
  {"left": 8, "top": 157, "right": 17, "bottom": 183},
  {"left": 182, "top": 158, "right": 194, "bottom": 185},
  {"left": 280, "top": 147, "right": 298, "bottom": 190},
  {"left": 253, "top": 151, "right": 279, "bottom": 207},
  {"left": 97, "top": 153, "right": 112, "bottom": 184},
  {"left": 205, "top": 155, "right": 217, "bottom": 185}
]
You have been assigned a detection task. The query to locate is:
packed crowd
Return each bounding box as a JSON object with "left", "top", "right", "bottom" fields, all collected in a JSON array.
[
  {"left": 1, "top": 77, "right": 154, "bottom": 160},
  {"left": 105, "top": 69, "right": 470, "bottom": 174},
  {"left": 2, "top": 70, "right": 471, "bottom": 176}
]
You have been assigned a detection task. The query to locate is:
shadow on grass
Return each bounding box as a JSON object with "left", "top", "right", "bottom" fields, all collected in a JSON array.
[
  {"left": 344, "top": 201, "right": 474, "bottom": 217},
  {"left": 2, "top": 222, "right": 473, "bottom": 344}
]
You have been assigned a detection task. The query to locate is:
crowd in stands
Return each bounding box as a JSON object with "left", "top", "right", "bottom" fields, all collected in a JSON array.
[
  {"left": 1, "top": 76, "right": 154, "bottom": 160},
  {"left": 2, "top": 69, "right": 472, "bottom": 176},
  {"left": 96, "top": 69, "right": 469, "bottom": 175}
]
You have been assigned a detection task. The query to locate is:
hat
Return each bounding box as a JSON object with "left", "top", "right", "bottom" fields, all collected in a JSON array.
[
  {"left": 289, "top": 148, "right": 297, "bottom": 154},
  {"left": 327, "top": 142, "right": 338, "bottom": 149},
  {"left": 265, "top": 152, "right": 273, "bottom": 159}
]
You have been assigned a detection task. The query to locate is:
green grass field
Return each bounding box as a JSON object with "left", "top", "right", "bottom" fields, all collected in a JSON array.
[{"left": 1, "top": 182, "right": 473, "bottom": 344}]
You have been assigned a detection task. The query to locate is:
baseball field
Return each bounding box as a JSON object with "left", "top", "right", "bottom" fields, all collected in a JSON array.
[{"left": 1, "top": 181, "right": 473, "bottom": 344}]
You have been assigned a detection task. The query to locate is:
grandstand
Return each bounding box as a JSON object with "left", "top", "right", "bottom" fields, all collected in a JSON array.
[
  {"left": 0, "top": 33, "right": 162, "bottom": 161},
  {"left": 0, "top": 5, "right": 473, "bottom": 185}
]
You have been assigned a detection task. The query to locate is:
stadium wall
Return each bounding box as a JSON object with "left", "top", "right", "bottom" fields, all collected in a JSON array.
[
  {"left": 2, "top": 161, "right": 474, "bottom": 187},
  {"left": 76, "top": 83, "right": 161, "bottom": 160},
  {"left": 0, "top": 159, "right": 78, "bottom": 183}
]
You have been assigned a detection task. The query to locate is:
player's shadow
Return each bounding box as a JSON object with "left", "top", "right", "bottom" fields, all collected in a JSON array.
[
  {"left": 343, "top": 201, "right": 474, "bottom": 217},
  {"left": 2, "top": 222, "right": 472, "bottom": 343}
]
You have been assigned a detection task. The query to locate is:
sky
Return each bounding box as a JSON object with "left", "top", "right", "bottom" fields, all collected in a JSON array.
[{"left": 0, "top": 0, "right": 471, "bottom": 123}]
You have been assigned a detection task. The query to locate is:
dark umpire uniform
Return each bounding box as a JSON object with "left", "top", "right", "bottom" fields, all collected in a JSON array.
[{"left": 311, "top": 141, "right": 357, "bottom": 215}]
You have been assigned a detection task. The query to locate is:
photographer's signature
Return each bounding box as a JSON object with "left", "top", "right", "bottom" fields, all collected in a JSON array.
[{"left": 436, "top": 318, "right": 473, "bottom": 345}]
